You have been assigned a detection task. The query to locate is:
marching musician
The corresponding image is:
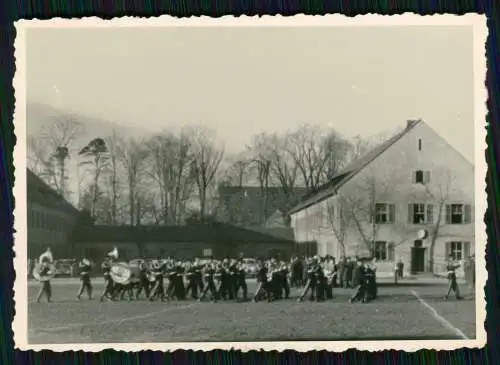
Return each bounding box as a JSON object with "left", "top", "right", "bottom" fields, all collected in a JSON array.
[
  {"left": 228, "top": 259, "right": 240, "bottom": 300},
  {"left": 298, "top": 256, "right": 319, "bottom": 302},
  {"left": 35, "top": 247, "right": 54, "bottom": 303},
  {"left": 279, "top": 260, "right": 290, "bottom": 300},
  {"left": 235, "top": 258, "right": 248, "bottom": 301},
  {"left": 165, "top": 260, "right": 186, "bottom": 300},
  {"left": 193, "top": 258, "right": 204, "bottom": 294},
  {"left": 214, "top": 262, "right": 229, "bottom": 300},
  {"left": 77, "top": 256, "right": 93, "bottom": 300},
  {"left": 136, "top": 259, "right": 152, "bottom": 299},
  {"left": 444, "top": 255, "right": 463, "bottom": 300},
  {"left": 99, "top": 248, "right": 118, "bottom": 302},
  {"left": 253, "top": 259, "right": 271, "bottom": 302},
  {"left": 199, "top": 262, "right": 218, "bottom": 302},
  {"left": 149, "top": 257, "right": 167, "bottom": 302},
  {"left": 185, "top": 262, "right": 199, "bottom": 300}
]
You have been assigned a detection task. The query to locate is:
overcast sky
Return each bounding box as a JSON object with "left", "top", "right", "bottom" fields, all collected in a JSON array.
[{"left": 26, "top": 25, "right": 474, "bottom": 162}]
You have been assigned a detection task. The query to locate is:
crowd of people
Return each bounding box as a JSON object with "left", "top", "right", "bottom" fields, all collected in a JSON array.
[{"left": 33, "top": 248, "right": 380, "bottom": 304}]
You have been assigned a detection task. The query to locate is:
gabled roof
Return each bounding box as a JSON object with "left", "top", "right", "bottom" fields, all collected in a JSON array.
[
  {"left": 288, "top": 120, "right": 422, "bottom": 215},
  {"left": 27, "top": 168, "right": 80, "bottom": 215}
]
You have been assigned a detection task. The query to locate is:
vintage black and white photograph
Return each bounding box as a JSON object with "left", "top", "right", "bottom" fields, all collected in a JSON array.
[{"left": 13, "top": 15, "right": 487, "bottom": 351}]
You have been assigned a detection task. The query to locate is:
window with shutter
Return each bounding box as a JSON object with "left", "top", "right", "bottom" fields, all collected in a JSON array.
[
  {"left": 413, "top": 203, "right": 426, "bottom": 224},
  {"left": 426, "top": 204, "right": 434, "bottom": 224},
  {"left": 424, "top": 171, "right": 431, "bottom": 184},
  {"left": 408, "top": 204, "right": 413, "bottom": 224},
  {"left": 463, "top": 242, "right": 471, "bottom": 258},
  {"left": 464, "top": 204, "right": 472, "bottom": 224},
  {"left": 445, "top": 205, "right": 452, "bottom": 224},
  {"left": 415, "top": 170, "right": 424, "bottom": 184},
  {"left": 389, "top": 204, "right": 396, "bottom": 223},
  {"left": 445, "top": 241, "right": 451, "bottom": 258},
  {"left": 388, "top": 242, "right": 395, "bottom": 261}
]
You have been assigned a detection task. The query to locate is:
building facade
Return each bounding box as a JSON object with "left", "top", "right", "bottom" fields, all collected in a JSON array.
[
  {"left": 289, "top": 120, "right": 474, "bottom": 277},
  {"left": 27, "top": 169, "right": 83, "bottom": 259}
]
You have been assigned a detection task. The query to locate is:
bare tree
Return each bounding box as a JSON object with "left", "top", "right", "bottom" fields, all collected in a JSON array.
[
  {"left": 247, "top": 133, "right": 274, "bottom": 223},
  {"left": 325, "top": 197, "right": 348, "bottom": 257},
  {"left": 147, "top": 129, "right": 194, "bottom": 225},
  {"left": 27, "top": 117, "right": 84, "bottom": 198},
  {"left": 222, "top": 152, "right": 250, "bottom": 188},
  {"left": 341, "top": 172, "right": 414, "bottom": 257},
  {"left": 117, "top": 137, "right": 149, "bottom": 226},
  {"left": 190, "top": 126, "right": 224, "bottom": 222},
  {"left": 79, "top": 138, "right": 109, "bottom": 218},
  {"left": 419, "top": 169, "right": 454, "bottom": 273},
  {"left": 104, "top": 130, "right": 122, "bottom": 225},
  {"left": 287, "top": 125, "right": 352, "bottom": 191}
]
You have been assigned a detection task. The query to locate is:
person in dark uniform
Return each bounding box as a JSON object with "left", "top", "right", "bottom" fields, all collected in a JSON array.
[
  {"left": 235, "top": 259, "right": 248, "bottom": 301},
  {"left": 444, "top": 255, "right": 462, "bottom": 300},
  {"left": 290, "top": 256, "right": 302, "bottom": 288},
  {"left": 99, "top": 255, "right": 115, "bottom": 302},
  {"left": 76, "top": 257, "right": 93, "bottom": 300},
  {"left": 253, "top": 260, "right": 271, "bottom": 302},
  {"left": 136, "top": 260, "right": 152, "bottom": 299},
  {"left": 185, "top": 262, "right": 199, "bottom": 299},
  {"left": 349, "top": 260, "right": 366, "bottom": 303},
  {"left": 173, "top": 261, "right": 187, "bottom": 300},
  {"left": 214, "top": 263, "right": 228, "bottom": 300},
  {"left": 193, "top": 258, "right": 204, "bottom": 294},
  {"left": 298, "top": 256, "right": 319, "bottom": 302},
  {"left": 199, "top": 262, "right": 218, "bottom": 302},
  {"left": 362, "top": 265, "right": 377, "bottom": 302},
  {"left": 149, "top": 258, "right": 167, "bottom": 302},
  {"left": 337, "top": 256, "right": 346, "bottom": 288},
  {"left": 279, "top": 261, "right": 290, "bottom": 300},
  {"left": 228, "top": 259, "right": 240, "bottom": 300},
  {"left": 314, "top": 260, "right": 327, "bottom": 302}
]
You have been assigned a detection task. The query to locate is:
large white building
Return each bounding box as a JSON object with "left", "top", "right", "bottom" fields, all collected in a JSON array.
[{"left": 288, "top": 120, "right": 474, "bottom": 277}]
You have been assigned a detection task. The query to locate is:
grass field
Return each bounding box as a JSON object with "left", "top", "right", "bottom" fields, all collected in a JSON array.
[{"left": 27, "top": 279, "right": 476, "bottom": 344}]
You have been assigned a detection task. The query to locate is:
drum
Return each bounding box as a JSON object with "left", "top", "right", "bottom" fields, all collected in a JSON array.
[
  {"left": 110, "top": 262, "right": 141, "bottom": 285},
  {"left": 33, "top": 262, "right": 56, "bottom": 282}
]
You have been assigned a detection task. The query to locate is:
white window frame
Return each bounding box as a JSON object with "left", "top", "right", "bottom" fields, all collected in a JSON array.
[
  {"left": 374, "top": 202, "right": 395, "bottom": 224},
  {"left": 413, "top": 170, "right": 431, "bottom": 184},
  {"left": 373, "top": 241, "right": 395, "bottom": 261},
  {"left": 451, "top": 204, "right": 464, "bottom": 224},
  {"left": 449, "top": 241, "right": 464, "bottom": 261},
  {"left": 413, "top": 203, "right": 426, "bottom": 224},
  {"left": 374, "top": 241, "right": 387, "bottom": 261},
  {"left": 410, "top": 203, "right": 434, "bottom": 224}
]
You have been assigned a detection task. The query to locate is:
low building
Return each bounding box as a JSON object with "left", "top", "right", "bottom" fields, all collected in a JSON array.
[
  {"left": 288, "top": 120, "right": 474, "bottom": 278},
  {"left": 27, "top": 168, "right": 84, "bottom": 259},
  {"left": 71, "top": 223, "right": 296, "bottom": 261}
]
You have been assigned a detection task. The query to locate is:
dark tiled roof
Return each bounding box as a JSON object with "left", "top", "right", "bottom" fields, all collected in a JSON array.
[
  {"left": 27, "top": 169, "right": 80, "bottom": 215},
  {"left": 217, "top": 186, "right": 308, "bottom": 225},
  {"left": 288, "top": 120, "right": 421, "bottom": 215},
  {"left": 71, "top": 222, "right": 295, "bottom": 244}
]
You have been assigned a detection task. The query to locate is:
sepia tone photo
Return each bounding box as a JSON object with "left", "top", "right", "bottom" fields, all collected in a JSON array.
[{"left": 13, "top": 15, "right": 487, "bottom": 352}]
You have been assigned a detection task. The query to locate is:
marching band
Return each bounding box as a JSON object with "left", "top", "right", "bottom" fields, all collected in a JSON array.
[
  {"left": 31, "top": 247, "right": 385, "bottom": 304},
  {"left": 31, "top": 248, "right": 468, "bottom": 304}
]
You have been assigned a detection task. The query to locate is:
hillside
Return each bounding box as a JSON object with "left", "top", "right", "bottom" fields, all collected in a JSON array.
[{"left": 27, "top": 102, "right": 154, "bottom": 149}]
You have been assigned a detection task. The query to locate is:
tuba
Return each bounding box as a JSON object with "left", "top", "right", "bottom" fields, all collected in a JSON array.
[
  {"left": 109, "top": 261, "right": 141, "bottom": 285},
  {"left": 33, "top": 262, "right": 56, "bottom": 282}
]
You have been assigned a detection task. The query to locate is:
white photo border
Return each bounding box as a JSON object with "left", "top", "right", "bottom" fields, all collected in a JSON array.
[{"left": 12, "top": 13, "right": 489, "bottom": 352}]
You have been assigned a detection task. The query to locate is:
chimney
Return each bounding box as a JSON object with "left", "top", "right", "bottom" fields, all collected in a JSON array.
[{"left": 406, "top": 119, "right": 419, "bottom": 129}]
